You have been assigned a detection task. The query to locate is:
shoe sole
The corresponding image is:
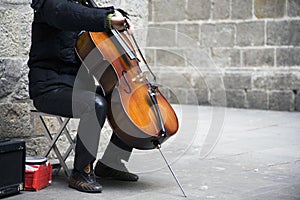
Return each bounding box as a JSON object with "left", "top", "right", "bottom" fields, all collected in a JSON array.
[
  {"left": 96, "top": 175, "right": 138, "bottom": 182},
  {"left": 69, "top": 184, "right": 103, "bottom": 193}
]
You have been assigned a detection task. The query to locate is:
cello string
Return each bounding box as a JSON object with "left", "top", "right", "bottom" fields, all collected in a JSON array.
[
  {"left": 111, "top": 29, "right": 137, "bottom": 60},
  {"left": 129, "top": 35, "right": 157, "bottom": 82},
  {"left": 157, "top": 145, "right": 187, "bottom": 198},
  {"left": 116, "top": 18, "right": 157, "bottom": 82}
]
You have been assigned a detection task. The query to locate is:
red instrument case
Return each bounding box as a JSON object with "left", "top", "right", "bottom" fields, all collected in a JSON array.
[{"left": 25, "top": 157, "right": 52, "bottom": 191}]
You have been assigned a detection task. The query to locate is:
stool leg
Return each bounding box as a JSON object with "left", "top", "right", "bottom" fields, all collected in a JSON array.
[
  {"left": 57, "top": 117, "right": 76, "bottom": 152},
  {"left": 46, "top": 118, "right": 70, "bottom": 155},
  {"left": 57, "top": 117, "right": 76, "bottom": 171},
  {"left": 38, "top": 116, "right": 71, "bottom": 177}
]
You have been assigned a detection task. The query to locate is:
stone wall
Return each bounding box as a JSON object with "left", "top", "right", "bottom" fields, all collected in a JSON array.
[
  {"left": 147, "top": 0, "right": 300, "bottom": 111},
  {"left": 0, "top": 0, "right": 34, "bottom": 148}
]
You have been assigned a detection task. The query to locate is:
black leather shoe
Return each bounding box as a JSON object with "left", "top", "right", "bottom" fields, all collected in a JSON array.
[
  {"left": 95, "top": 160, "right": 139, "bottom": 181},
  {"left": 69, "top": 166, "right": 102, "bottom": 193}
]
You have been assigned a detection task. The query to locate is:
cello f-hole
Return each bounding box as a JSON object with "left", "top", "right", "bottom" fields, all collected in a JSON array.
[{"left": 121, "top": 70, "right": 132, "bottom": 94}]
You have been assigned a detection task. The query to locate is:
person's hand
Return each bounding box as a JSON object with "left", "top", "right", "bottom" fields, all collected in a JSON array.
[{"left": 110, "top": 10, "right": 134, "bottom": 35}]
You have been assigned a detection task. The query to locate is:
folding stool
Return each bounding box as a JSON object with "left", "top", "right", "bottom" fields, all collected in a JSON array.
[{"left": 31, "top": 110, "right": 76, "bottom": 177}]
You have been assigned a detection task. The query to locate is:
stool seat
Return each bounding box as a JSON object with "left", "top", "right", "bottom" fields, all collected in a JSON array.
[{"left": 31, "top": 110, "right": 76, "bottom": 177}]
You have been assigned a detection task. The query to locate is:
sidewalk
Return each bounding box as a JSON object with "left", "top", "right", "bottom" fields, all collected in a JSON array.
[{"left": 5, "top": 105, "right": 300, "bottom": 200}]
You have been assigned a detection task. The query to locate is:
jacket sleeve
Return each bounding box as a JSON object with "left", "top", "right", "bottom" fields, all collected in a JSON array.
[{"left": 37, "top": 0, "right": 115, "bottom": 32}]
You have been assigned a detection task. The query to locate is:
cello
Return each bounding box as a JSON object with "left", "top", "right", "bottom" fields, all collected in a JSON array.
[
  {"left": 75, "top": 0, "right": 186, "bottom": 197},
  {"left": 75, "top": 1, "right": 179, "bottom": 150}
]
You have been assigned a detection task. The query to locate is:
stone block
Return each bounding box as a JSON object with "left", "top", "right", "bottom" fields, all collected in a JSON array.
[
  {"left": 23, "top": 136, "right": 48, "bottom": 157},
  {"left": 182, "top": 48, "right": 212, "bottom": 71},
  {"left": 148, "top": 0, "right": 153, "bottom": 21},
  {"left": 155, "top": 70, "right": 191, "bottom": 89},
  {"left": 147, "top": 24, "right": 176, "bottom": 47},
  {"left": 296, "top": 89, "right": 300, "bottom": 111},
  {"left": 211, "top": 48, "right": 240, "bottom": 67},
  {"left": 156, "top": 49, "right": 186, "bottom": 66},
  {"left": 18, "top": 6, "right": 33, "bottom": 57},
  {"left": 278, "top": 73, "right": 300, "bottom": 90},
  {"left": 247, "top": 90, "right": 268, "bottom": 110},
  {"left": 201, "top": 23, "right": 235, "bottom": 47},
  {"left": 177, "top": 24, "right": 200, "bottom": 47},
  {"left": 231, "top": 0, "right": 252, "bottom": 19},
  {"left": 254, "top": 0, "right": 285, "bottom": 18},
  {"left": 277, "top": 48, "right": 300, "bottom": 66},
  {"left": 291, "top": 72, "right": 300, "bottom": 89},
  {"left": 0, "top": 59, "right": 26, "bottom": 99},
  {"left": 209, "top": 89, "right": 227, "bottom": 107},
  {"left": 267, "top": 20, "right": 300, "bottom": 46},
  {"left": 242, "top": 49, "right": 274, "bottom": 67},
  {"left": 187, "top": 0, "right": 211, "bottom": 20},
  {"left": 1, "top": 0, "right": 30, "bottom": 4},
  {"left": 212, "top": 0, "right": 230, "bottom": 20},
  {"left": 225, "top": 89, "right": 247, "bottom": 108},
  {"left": 288, "top": 0, "right": 300, "bottom": 17},
  {"left": 11, "top": 63, "right": 29, "bottom": 101},
  {"left": 189, "top": 72, "right": 208, "bottom": 89},
  {"left": 252, "top": 74, "right": 266, "bottom": 89},
  {"left": 236, "top": 22, "right": 265, "bottom": 46},
  {"left": 0, "top": 5, "right": 32, "bottom": 58},
  {"left": 185, "top": 73, "right": 209, "bottom": 104},
  {"left": 193, "top": 88, "right": 209, "bottom": 105},
  {"left": 145, "top": 48, "right": 155, "bottom": 66},
  {"left": 0, "top": 103, "right": 32, "bottom": 138},
  {"left": 0, "top": 8, "right": 19, "bottom": 57},
  {"left": 168, "top": 88, "right": 188, "bottom": 104},
  {"left": 0, "top": 5, "right": 32, "bottom": 57},
  {"left": 224, "top": 73, "right": 252, "bottom": 90},
  {"left": 253, "top": 71, "right": 300, "bottom": 90},
  {"left": 204, "top": 74, "right": 225, "bottom": 91},
  {"left": 185, "top": 88, "right": 201, "bottom": 105},
  {"left": 269, "top": 90, "right": 295, "bottom": 111},
  {"left": 152, "top": 0, "right": 185, "bottom": 22}
]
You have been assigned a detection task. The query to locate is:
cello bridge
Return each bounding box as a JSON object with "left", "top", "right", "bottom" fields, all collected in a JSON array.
[{"left": 132, "top": 71, "right": 150, "bottom": 83}]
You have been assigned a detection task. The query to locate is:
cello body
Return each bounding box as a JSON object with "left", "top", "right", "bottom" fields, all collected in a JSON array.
[{"left": 76, "top": 31, "right": 178, "bottom": 150}]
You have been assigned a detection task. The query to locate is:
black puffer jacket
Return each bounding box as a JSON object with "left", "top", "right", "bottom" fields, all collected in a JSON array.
[{"left": 28, "top": 0, "right": 114, "bottom": 98}]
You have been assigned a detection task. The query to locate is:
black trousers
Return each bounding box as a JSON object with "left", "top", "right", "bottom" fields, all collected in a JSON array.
[{"left": 33, "top": 85, "right": 133, "bottom": 172}]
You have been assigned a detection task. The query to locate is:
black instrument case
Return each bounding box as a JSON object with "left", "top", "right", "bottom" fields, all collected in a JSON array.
[{"left": 0, "top": 140, "right": 25, "bottom": 198}]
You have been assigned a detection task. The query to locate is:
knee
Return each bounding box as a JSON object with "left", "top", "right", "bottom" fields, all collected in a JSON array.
[
  {"left": 93, "top": 95, "right": 108, "bottom": 127},
  {"left": 94, "top": 95, "right": 108, "bottom": 115},
  {"left": 72, "top": 92, "right": 108, "bottom": 119}
]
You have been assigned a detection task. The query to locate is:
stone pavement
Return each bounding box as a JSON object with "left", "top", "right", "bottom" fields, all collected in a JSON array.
[{"left": 5, "top": 105, "right": 300, "bottom": 200}]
